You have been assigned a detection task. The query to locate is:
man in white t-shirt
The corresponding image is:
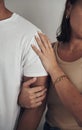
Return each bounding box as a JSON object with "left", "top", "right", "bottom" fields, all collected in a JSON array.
[{"left": 0, "top": 0, "right": 47, "bottom": 130}]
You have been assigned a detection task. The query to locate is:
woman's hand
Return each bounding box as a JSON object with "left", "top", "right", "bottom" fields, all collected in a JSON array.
[
  {"left": 32, "top": 32, "right": 58, "bottom": 74},
  {"left": 18, "top": 78, "right": 47, "bottom": 108}
]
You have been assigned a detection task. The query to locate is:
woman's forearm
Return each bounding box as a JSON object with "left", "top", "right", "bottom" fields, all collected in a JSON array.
[{"left": 49, "top": 65, "right": 82, "bottom": 126}]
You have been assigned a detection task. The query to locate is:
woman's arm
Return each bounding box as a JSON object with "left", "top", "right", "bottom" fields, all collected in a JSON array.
[
  {"left": 49, "top": 65, "right": 82, "bottom": 126},
  {"left": 32, "top": 32, "right": 82, "bottom": 126}
]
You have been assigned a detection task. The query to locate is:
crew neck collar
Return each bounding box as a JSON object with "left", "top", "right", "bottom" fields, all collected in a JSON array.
[{"left": 0, "top": 13, "right": 17, "bottom": 23}]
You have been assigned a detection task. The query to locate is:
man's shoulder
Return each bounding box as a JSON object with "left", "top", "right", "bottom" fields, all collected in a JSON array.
[
  {"left": 15, "top": 13, "right": 40, "bottom": 40},
  {"left": 16, "top": 13, "right": 40, "bottom": 33}
]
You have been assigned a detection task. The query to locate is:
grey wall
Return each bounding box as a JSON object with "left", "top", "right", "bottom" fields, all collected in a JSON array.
[
  {"left": 5, "top": 0, "right": 66, "bottom": 42},
  {"left": 5, "top": 0, "right": 66, "bottom": 129}
]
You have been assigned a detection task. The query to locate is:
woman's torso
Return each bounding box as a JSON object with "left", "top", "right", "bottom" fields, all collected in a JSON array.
[{"left": 46, "top": 42, "right": 82, "bottom": 130}]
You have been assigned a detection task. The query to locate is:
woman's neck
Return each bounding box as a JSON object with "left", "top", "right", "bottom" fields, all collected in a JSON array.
[{"left": 68, "top": 37, "right": 82, "bottom": 52}]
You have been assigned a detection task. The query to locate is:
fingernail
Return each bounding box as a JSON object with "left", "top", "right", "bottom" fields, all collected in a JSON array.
[
  {"left": 37, "top": 31, "right": 41, "bottom": 34},
  {"left": 35, "top": 36, "right": 38, "bottom": 39},
  {"left": 31, "top": 44, "right": 33, "bottom": 47},
  {"left": 31, "top": 44, "right": 35, "bottom": 47},
  {"left": 38, "top": 32, "right": 41, "bottom": 35}
]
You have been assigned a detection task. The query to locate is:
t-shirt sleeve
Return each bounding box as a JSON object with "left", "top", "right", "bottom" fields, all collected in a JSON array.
[{"left": 22, "top": 32, "right": 48, "bottom": 77}]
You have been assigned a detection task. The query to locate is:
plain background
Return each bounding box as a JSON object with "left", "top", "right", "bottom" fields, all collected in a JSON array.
[
  {"left": 5, "top": 0, "right": 66, "bottom": 41},
  {"left": 5, "top": 0, "right": 66, "bottom": 129}
]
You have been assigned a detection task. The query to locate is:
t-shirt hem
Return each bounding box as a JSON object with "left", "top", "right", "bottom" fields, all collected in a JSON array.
[{"left": 24, "top": 72, "right": 48, "bottom": 77}]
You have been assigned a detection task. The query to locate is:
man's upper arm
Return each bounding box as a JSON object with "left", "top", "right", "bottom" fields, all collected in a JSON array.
[
  {"left": 23, "top": 75, "right": 48, "bottom": 104},
  {"left": 23, "top": 76, "right": 48, "bottom": 88}
]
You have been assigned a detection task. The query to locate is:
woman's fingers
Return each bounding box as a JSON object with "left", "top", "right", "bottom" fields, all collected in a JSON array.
[
  {"left": 38, "top": 32, "right": 52, "bottom": 50},
  {"left": 35, "top": 36, "right": 45, "bottom": 52},
  {"left": 32, "top": 32, "right": 52, "bottom": 56},
  {"left": 31, "top": 44, "right": 43, "bottom": 58},
  {"left": 32, "top": 33, "right": 52, "bottom": 53},
  {"left": 32, "top": 32, "right": 57, "bottom": 73},
  {"left": 38, "top": 33, "right": 49, "bottom": 49},
  {"left": 44, "top": 34, "right": 53, "bottom": 49}
]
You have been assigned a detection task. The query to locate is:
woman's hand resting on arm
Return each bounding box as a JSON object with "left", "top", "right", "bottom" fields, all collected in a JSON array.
[{"left": 32, "top": 32, "right": 58, "bottom": 75}]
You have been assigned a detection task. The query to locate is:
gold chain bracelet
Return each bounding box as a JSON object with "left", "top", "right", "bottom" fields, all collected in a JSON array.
[{"left": 54, "top": 74, "right": 68, "bottom": 85}]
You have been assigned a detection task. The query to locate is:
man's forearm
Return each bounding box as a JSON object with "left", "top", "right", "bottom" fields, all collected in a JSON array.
[
  {"left": 16, "top": 102, "right": 46, "bottom": 130},
  {"left": 17, "top": 76, "right": 48, "bottom": 130}
]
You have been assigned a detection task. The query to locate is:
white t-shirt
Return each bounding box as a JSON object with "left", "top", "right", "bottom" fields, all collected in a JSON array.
[{"left": 0, "top": 13, "right": 47, "bottom": 130}]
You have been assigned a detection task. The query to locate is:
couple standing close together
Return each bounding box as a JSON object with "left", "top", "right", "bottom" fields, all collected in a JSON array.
[{"left": 1, "top": 0, "right": 82, "bottom": 130}]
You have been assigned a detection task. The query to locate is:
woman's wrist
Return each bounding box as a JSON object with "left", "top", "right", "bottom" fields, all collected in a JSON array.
[
  {"left": 49, "top": 65, "right": 65, "bottom": 82},
  {"left": 48, "top": 63, "right": 58, "bottom": 75}
]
